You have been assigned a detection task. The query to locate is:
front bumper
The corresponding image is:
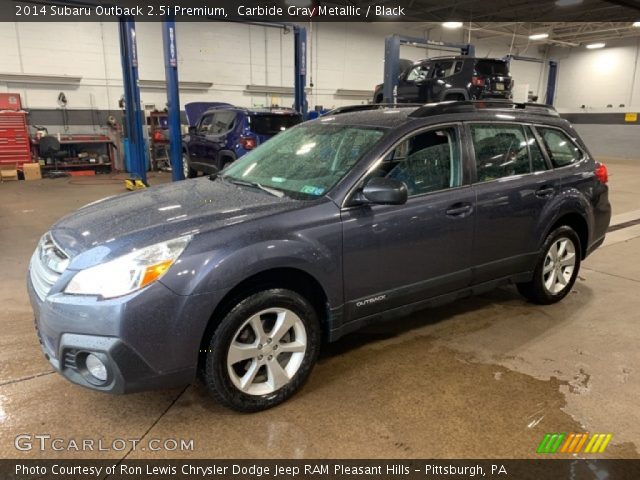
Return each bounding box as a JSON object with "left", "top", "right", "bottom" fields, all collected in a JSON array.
[{"left": 27, "top": 275, "right": 220, "bottom": 394}]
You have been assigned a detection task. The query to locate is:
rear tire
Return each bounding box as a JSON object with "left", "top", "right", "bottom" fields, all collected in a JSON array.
[
  {"left": 517, "top": 226, "right": 581, "bottom": 305},
  {"left": 204, "top": 289, "right": 321, "bottom": 412}
]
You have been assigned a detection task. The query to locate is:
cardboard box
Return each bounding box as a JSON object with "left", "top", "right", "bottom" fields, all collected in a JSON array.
[
  {"left": 0, "top": 168, "right": 19, "bottom": 181},
  {"left": 22, "top": 163, "right": 42, "bottom": 181}
]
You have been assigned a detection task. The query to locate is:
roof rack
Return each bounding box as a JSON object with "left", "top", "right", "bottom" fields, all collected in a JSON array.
[
  {"left": 408, "top": 100, "right": 559, "bottom": 118},
  {"left": 326, "top": 103, "right": 422, "bottom": 115}
]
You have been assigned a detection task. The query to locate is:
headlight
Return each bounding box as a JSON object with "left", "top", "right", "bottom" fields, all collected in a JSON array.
[{"left": 65, "top": 236, "right": 191, "bottom": 299}]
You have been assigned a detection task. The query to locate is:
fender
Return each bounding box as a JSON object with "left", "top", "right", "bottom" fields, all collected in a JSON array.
[
  {"left": 534, "top": 188, "right": 593, "bottom": 252},
  {"left": 440, "top": 89, "right": 469, "bottom": 101},
  {"left": 216, "top": 149, "right": 236, "bottom": 170}
]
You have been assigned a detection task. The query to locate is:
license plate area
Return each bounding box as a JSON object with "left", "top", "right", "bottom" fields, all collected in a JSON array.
[{"left": 495, "top": 83, "right": 505, "bottom": 91}]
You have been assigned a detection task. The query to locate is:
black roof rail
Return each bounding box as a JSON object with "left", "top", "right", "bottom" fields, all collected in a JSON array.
[
  {"left": 408, "top": 100, "right": 559, "bottom": 118},
  {"left": 326, "top": 103, "right": 422, "bottom": 115}
]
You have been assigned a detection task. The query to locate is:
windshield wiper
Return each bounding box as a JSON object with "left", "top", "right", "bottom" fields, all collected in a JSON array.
[{"left": 224, "top": 177, "right": 285, "bottom": 198}]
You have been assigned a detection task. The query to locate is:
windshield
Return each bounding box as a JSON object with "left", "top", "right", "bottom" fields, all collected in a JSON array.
[
  {"left": 475, "top": 60, "right": 510, "bottom": 76},
  {"left": 223, "top": 122, "right": 386, "bottom": 199},
  {"left": 249, "top": 114, "right": 302, "bottom": 135}
]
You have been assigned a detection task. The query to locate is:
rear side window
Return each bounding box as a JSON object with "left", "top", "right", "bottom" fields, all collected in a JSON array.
[
  {"left": 249, "top": 114, "right": 301, "bottom": 135},
  {"left": 470, "top": 124, "right": 532, "bottom": 181},
  {"left": 475, "top": 60, "right": 509, "bottom": 76},
  {"left": 212, "top": 111, "right": 236, "bottom": 134},
  {"left": 375, "top": 127, "right": 462, "bottom": 197},
  {"left": 537, "top": 127, "right": 583, "bottom": 167}
]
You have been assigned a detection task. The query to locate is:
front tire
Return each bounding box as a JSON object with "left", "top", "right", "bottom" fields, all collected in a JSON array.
[
  {"left": 204, "top": 289, "right": 321, "bottom": 412},
  {"left": 182, "top": 153, "right": 197, "bottom": 178},
  {"left": 517, "top": 226, "right": 581, "bottom": 305}
]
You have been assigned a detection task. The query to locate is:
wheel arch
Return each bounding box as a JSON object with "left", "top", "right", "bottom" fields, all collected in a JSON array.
[
  {"left": 546, "top": 212, "right": 589, "bottom": 259},
  {"left": 197, "top": 267, "right": 330, "bottom": 370}
]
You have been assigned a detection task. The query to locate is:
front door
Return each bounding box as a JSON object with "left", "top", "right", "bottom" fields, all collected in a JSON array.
[
  {"left": 341, "top": 124, "right": 475, "bottom": 320},
  {"left": 397, "top": 62, "right": 431, "bottom": 103}
]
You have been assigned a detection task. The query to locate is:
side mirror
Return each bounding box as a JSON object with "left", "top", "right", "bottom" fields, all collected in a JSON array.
[
  {"left": 359, "top": 177, "right": 408, "bottom": 205},
  {"left": 188, "top": 126, "right": 197, "bottom": 135}
]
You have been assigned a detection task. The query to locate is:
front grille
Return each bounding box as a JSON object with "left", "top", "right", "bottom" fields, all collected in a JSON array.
[{"left": 29, "top": 232, "right": 69, "bottom": 301}]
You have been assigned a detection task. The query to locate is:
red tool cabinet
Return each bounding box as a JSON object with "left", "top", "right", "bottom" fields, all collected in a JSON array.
[
  {"left": 0, "top": 93, "right": 31, "bottom": 168},
  {"left": 0, "top": 112, "right": 31, "bottom": 168}
]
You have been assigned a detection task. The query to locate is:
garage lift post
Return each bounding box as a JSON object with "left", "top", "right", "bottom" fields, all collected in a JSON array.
[
  {"left": 382, "top": 34, "right": 475, "bottom": 104},
  {"left": 293, "top": 25, "right": 308, "bottom": 115},
  {"left": 162, "top": 16, "right": 185, "bottom": 181},
  {"left": 118, "top": 17, "right": 147, "bottom": 183},
  {"left": 504, "top": 54, "right": 558, "bottom": 106}
]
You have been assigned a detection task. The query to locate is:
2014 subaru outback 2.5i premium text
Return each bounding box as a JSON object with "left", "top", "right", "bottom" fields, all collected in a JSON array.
[{"left": 28, "top": 101, "right": 611, "bottom": 412}]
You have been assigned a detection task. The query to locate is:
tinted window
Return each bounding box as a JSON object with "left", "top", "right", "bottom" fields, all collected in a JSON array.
[
  {"left": 374, "top": 127, "right": 461, "bottom": 197},
  {"left": 525, "top": 126, "right": 548, "bottom": 172},
  {"left": 454, "top": 61, "right": 463, "bottom": 74},
  {"left": 249, "top": 114, "right": 301, "bottom": 135},
  {"left": 537, "top": 127, "right": 582, "bottom": 167},
  {"left": 432, "top": 61, "right": 455, "bottom": 78},
  {"left": 406, "top": 64, "right": 430, "bottom": 82},
  {"left": 223, "top": 123, "right": 385, "bottom": 199},
  {"left": 475, "top": 60, "right": 509, "bottom": 76},
  {"left": 197, "top": 114, "right": 214, "bottom": 134},
  {"left": 470, "top": 124, "right": 532, "bottom": 181}
]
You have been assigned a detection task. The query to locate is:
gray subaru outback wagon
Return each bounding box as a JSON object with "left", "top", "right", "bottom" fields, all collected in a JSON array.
[{"left": 28, "top": 101, "right": 610, "bottom": 412}]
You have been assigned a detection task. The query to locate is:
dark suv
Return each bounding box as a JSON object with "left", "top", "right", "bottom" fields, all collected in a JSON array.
[
  {"left": 28, "top": 102, "right": 610, "bottom": 412},
  {"left": 374, "top": 56, "right": 513, "bottom": 104},
  {"left": 182, "top": 104, "right": 301, "bottom": 178}
]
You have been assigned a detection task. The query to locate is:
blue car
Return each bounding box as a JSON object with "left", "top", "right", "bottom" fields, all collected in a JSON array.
[{"left": 182, "top": 103, "right": 302, "bottom": 178}]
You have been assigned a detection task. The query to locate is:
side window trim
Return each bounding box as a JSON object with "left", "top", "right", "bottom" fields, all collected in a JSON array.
[
  {"left": 532, "top": 124, "right": 586, "bottom": 169},
  {"left": 341, "top": 122, "right": 467, "bottom": 208}
]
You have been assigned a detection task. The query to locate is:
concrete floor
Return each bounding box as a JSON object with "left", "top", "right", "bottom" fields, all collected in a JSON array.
[{"left": 0, "top": 159, "right": 638, "bottom": 460}]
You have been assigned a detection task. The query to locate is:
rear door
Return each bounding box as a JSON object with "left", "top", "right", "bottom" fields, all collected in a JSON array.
[
  {"left": 202, "top": 110, "right": 237, "bottom": 169},
  {"left": 341, "top": 124, "right": 475, "bottom": 320},
  {"left": 428, "top": 60, "right": 456, "bottom": 101},
  {"left": 467, "top": 122, "right": 556, "bottom": 283},
  {"left": 189, "top": 113, "right": 214, "bottom": 165}
]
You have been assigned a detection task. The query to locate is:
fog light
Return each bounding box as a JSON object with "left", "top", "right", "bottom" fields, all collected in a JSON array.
[{"left": 85, "top": 354, "right": 108, "bottom": 382}]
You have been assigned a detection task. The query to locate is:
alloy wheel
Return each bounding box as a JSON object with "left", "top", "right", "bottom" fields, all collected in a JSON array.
[
  {"left": 542, "top": 236, "right": 577, "bottom": 294},
  {"left": 227, "top": 308, "right": 307, "bottom": 396},
  {"left": 182, "top": 154, "right": 190, "bottom": 178}
]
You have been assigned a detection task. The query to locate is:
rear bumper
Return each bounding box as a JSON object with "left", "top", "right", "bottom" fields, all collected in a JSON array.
[{"left": 27, "top": 275, "right": 219, "bottom": 394}]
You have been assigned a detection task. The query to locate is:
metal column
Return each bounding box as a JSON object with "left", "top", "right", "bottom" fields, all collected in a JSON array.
[
  {"left": 118, "top": 17, "right": 147, "bottom": 183},
  {"left": 293, "top": 26, "right": 307, "bottom": 115},
  {"left": 504, "top": 55, "right": 558, "bottom": 106},
  {"left": 162, "top": 16, "right": 184, "bottom": 181},
  {"left": 546, "top": 61, "right": 558, "bottom": 106},
  {"left": 382, "top": 34, "right": 476, "bottom": 104}
]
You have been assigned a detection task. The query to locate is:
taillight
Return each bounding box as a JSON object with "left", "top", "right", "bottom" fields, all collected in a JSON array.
[
  {"left": 472, "top": 76, "right": 486, "bottom": 87},
  {"left": 240, "top": 136, "right": 256, "bottom": 150},
  {"left": 595, "top": 162, "right": 608, "bottom": 184}
]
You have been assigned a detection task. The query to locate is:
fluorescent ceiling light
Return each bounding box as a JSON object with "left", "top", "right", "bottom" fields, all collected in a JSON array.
[
  {"left": 529, "top": 33, "right": 550, "bottom": 40},
  {"left": 555, "top": 0, "right": 583, "bottom": 6},
  {"left": 586, "top": 42, "right": 606, "bottom": 49},
  {"left": 633, "top": 21, "right": 640, "bottom": 27},
  {"left": 0, "top": 73, "right": 82, "bottom": 85},
  {"left": 442, "top": 22, "right": 463, "bottom": 29}
]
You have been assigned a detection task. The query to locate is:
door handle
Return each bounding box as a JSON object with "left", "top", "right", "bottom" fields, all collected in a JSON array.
[
  {"left": 535, "top": 186, "right": 555, "bottom": 198},
  {"left": 446, "top": 203, "right": 473, "bottom": 217}
]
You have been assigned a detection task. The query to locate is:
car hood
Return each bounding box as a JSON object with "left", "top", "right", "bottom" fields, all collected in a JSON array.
[{"left": 50, "top": 177, "right": 297, "bottom": 264}]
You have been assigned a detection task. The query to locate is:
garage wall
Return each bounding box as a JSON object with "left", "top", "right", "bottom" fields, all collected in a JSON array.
[
  {"left": 0, "top": 21, "right": 545, "bottom": 115},
  {"left": 551, "top": 37, "right": 640, "bottom": 112}
]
